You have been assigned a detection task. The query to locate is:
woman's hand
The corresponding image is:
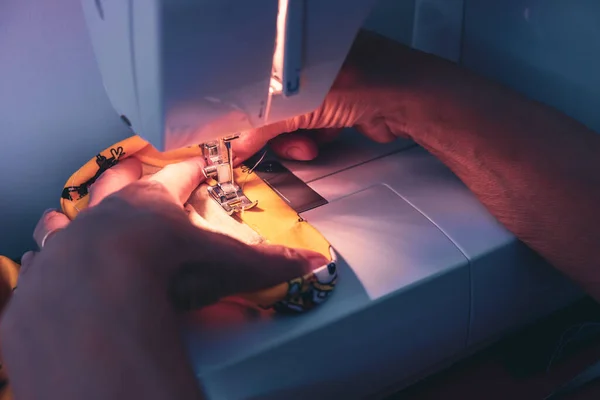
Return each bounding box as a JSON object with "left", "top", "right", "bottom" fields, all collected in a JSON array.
[
  {"left": 2, "top": 156, "right": 327, "bottom": 400},
  {"left": 23, "top": 157, "right": 145, "bottom": 266},
  {"left": 235, "top": 29, "right": 600, "bottom": 305},
  {"left": 233, "top": 30, "right": 428, "bottom": 164}
]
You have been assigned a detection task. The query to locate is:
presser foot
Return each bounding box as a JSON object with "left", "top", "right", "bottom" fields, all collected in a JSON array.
[{"left": 207, "top": 183, "right": 258, "bottom": 215}]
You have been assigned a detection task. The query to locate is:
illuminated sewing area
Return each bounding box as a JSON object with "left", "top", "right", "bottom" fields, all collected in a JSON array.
[{"left": 81, "top": 0, "right": 583, "bottom": 398}]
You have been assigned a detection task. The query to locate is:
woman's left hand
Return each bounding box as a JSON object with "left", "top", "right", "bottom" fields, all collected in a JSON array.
[
  {"left": 22, "top": 157, "right": 146, "bottom": 267},
  {"left": 2, "top": 156, "right": 326, "bottom": 400}
]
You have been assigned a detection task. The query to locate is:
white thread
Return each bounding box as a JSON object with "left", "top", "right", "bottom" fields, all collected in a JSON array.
[{"left": 241, "top": 150, "right": 268, "bottom": 191}]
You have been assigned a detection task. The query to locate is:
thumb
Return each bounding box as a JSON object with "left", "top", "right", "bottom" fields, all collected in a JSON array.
[
  {"left": 88, "top": 157, "right": 143, "bottom": 207},
  {"left": 268, "top": 128, "right": 344, "bottom": 161},
  {"left": 33, "top": 209, "right": 70, "bottom": 249},
  {"left": 170, "top": 237, "right": 330, "bottom": 310},
  {"left": 268, "top": 132, "right": 319, "bottom": 161}
]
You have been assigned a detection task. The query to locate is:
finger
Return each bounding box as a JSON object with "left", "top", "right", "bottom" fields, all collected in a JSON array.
[
  {"left": 33, "top": 209, "right": 70, "bottom": 249},
  {"left": 18, "top": 251, "right": 36, "bottom": 277},
  {"left": 269, "top": 132, "right": 319, "bottom": 161},
  {"left": 247, "top": 244, "right": 329, "bottom": 288},
  {"left": 147, "top": 157, "right": 206, "bottom": 205},
  {"left": 355, "top": 117, "right": 396, "bottom": 143},
  {"left": 88, "top": 157, "right": 143, "bottom": 207},
  {"left": 20, "top": 251, "right": 36, "bottom": 269},
  {"left": 269, "top": 128, "right": 343, "bottom": 161},
  {"left": 233, "top": 120, "right": 294, "bottom": 164},
  {"left": 171, "top": 234, "right": 329, "bottom": 309}
]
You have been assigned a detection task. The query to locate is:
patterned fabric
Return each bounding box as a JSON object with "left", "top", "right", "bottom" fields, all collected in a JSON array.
[
  {"left": 58, "top": 135, "right": 338, "bottom": 312},
  {"left": 0, "top": 256, "right": 18, "bottom": 400}
]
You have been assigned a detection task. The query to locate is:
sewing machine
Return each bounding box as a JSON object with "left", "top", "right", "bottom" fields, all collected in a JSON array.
[{"left": 81, "top": 0, "right": 583, "bottom": 398}]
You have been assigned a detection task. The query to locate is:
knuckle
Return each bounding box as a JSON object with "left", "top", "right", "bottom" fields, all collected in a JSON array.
[
  {"left": 281, "top": 246, "right": 301, "bottom": 260},
  {"left": 272, "top": 245, "right": 305, "bottom": 267},
  {"left": 293, "top": 115, "right": 309, "bottom": 131},
  {"left": 59, "top": 181, "right": 191, "bottom": 264}
]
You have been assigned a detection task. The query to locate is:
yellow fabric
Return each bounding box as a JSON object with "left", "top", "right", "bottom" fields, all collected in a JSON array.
[
  {"left": 60, "top": 135, "right": 332, "bottom": 260},
  {"left": 0, "top": 257, "right": 18, "bottom": 310},
  {"left": 0, "top": 256, "right": 19, "bottom": 400}
]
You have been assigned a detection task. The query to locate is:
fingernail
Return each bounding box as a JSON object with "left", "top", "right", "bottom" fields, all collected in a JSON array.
[
  {"left": 285, "top": 146, "right": 308, "bottom": 161},
  {"left": 42, "top": 208, "right": 56, "bottom": 216}
]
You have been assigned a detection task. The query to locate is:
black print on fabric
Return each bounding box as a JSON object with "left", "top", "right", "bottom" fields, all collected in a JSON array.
[{"left": 61, "top": 147, "right": 126, "bottom": 201}]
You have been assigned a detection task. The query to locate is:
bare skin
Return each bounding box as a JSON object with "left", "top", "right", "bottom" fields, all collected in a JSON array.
[
  {"left": 2, "top": 30, "right": 598, "bottom": 399},
  {"left": 236, "top": 30, "right": 600, "bottom": 300},
  {"left": 0, "top": 158, "right": 326, "bottom": 400}
]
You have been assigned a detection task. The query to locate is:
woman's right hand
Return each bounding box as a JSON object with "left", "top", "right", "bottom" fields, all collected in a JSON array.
[{"left": 233, "top": 30, "right": 432, "bottom": 164}]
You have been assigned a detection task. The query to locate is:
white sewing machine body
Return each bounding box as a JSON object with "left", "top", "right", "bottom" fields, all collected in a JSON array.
[
  {"left": 185, "top": 131, "right": 581, "bottom": 399},
  {"left": 81, "top": 0, "right": 584, "bottom": 398},
  {"left": 81, "top": 0, "right": 375, "bottom": 151}
]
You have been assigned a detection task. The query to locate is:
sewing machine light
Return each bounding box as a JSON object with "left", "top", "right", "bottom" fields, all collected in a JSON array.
[
  {"left": 82, "top": 0, "right": 374, "bottom": 150},
  {"left": 202, "top": 0, "right": 306, "bottom": 215},
  {"left": 271, "top": 0, "right": 303, "bottom": 99},
  {"left": 81, "top": 0, "right": 375, "bottom": 212}
]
